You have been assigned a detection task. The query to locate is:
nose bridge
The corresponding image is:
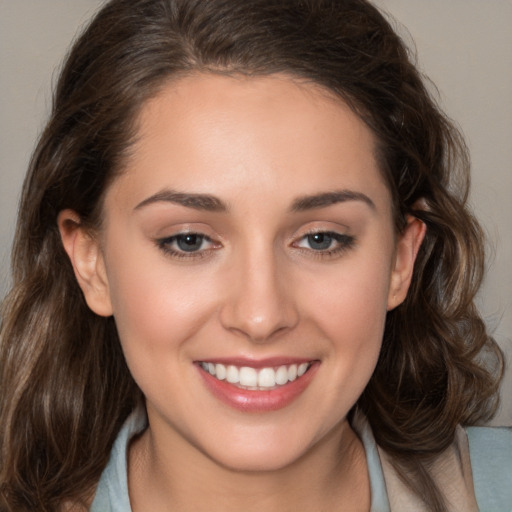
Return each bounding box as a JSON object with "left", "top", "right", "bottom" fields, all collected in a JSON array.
[{"left": 220, "top": 239, "right": 298, "bottom": 342}]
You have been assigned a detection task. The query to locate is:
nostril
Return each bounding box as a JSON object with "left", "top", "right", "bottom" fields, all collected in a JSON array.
[
  {"left": 219, "top": 300, "right": 299, "bottom": 343},
  {"left": 218, "top": 258, "right": 300, "bottom": 341}
]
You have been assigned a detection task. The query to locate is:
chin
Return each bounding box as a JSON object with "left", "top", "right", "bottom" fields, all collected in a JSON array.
[
  {"left": 208, "top": 444, "right": 307, "bottom": 473},
  {"left": 195, "top": 423, "right": 328, "bottom": 474}
]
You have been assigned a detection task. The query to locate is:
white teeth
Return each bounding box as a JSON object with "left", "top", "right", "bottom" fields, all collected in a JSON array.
[
  {"left": 226, "top": 366, "right": 240, "bottom": 384},
  {"left": 298, "top": 362, "right": 308, "bottom": 377},
  {"left": 215, "top": 363, "right": 226, "bottom": 380},
  {"left": 201, "top": 361, "right": 311, "bottom": 389},
  {"left": 275, "top": 365, "right": 288, "bottom": 385},
  {"left": 258, "top": 367, "right": 276, "bottom": 387},
  {"left": 239, "top": 367, "right": 258, "bottom": 387},
  {"left": 226, "top": 365, "right": 239, "bottom": 384}
]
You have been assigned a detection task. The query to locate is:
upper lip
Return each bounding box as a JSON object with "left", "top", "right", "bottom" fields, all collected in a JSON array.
[{"left": 195, "top": 356, "right": 316, "bottom": 369}]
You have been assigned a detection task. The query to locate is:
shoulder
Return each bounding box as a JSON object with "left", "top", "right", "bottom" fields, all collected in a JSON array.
[
  {"left": 90, "top": 407, "right": 147, "bottom": 512},
  {"left": 465, "top": 425, "right": 512, "bottom": 512},
  {"left": 367, "top": 418, "right": 511, "bottom": 512},
  {"left": 58, "top": 496, "right": 94, "bottom": 512}
]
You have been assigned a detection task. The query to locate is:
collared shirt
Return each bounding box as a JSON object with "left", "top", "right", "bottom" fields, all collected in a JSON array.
[{"left": 90, "top": 408, "right": 512, "bottom": 512}]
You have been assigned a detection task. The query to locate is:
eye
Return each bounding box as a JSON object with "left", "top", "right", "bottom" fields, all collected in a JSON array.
[
  {"left": 294, "top": 231, "right": 355, "bottom": 256},
  {"left": 304, "top": 233, "right": 335, "bottom": 251},
  {"left": 156, "top": 232, "right": 218, "bottom": 258},
  {"left": 173, "top": 233, "right": 208, "bottom": 252}
]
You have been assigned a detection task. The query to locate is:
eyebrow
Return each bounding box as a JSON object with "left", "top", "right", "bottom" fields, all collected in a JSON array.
[
  {"left": 134, "top": 188, "right": 375, "bottom": 213},
  {"left": 291, "top": 190, "right": 376, "bottom": 212},
  {"left": 134, "top": 189, "right": 227, "bottom": 212}
]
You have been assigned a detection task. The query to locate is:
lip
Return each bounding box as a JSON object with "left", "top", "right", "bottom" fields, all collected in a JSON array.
[
  {"left": 196, "top": 359, "right": 320, "bottom": 412},
  {"left": 198, "top": 356, "right": 313, "bottom": 369}
]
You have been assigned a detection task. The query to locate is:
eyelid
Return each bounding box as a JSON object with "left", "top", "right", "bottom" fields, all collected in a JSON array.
[
  {"left": 291, "top": 228, "right": 356, "bottom": 258},
  {"left": 155, "top": 230, "right": 222, "bottom": 260},
  {"left": 153, "top": 223, "right": 355, "bottom": 261},
  {"left": 150, "top": 221, "right": 217, "bottom": 239},
  {"left": 293, "top": 229, "right": 352, "bottom": 245}
]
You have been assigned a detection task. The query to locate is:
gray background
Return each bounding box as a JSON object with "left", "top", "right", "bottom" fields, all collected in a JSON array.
[{"left": 1, "top": 0, "right": 511, "bottom": 424}]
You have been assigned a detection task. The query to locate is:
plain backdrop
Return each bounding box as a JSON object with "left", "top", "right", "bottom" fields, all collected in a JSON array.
[{"left": 0, "top": 0, "right": 511, "bottom": 425}]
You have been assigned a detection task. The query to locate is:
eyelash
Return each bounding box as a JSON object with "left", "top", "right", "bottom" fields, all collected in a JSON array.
[
  {"left": 293, "top": 230, "right": 356, "bottom": 259},
  {"left": 155, "top": 230, "right": 356, "bottom": 260},
  {"left": 156, "top": 233, "right": 217, "bottom": 260}
]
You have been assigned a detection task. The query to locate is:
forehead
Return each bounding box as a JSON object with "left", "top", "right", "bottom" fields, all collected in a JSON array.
[{"left": 108, "top": 73, "right": 390, "bottom": 214}]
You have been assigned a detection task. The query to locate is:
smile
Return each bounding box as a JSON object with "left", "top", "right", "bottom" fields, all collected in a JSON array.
[
  {"left": 196, "top": 358, "right": 320, "bottom": 412},
  {"left": 198, "top": 362, "right": 311, "bottom": 390}
]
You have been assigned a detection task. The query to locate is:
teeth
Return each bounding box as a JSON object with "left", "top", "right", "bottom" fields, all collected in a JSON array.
[
  {"left": 298, "top": 362, "right": 308, "bottom": 377},
  {"left": 226, "top": 365, "right": 239, "bottom": 384},
  {"left": 215, "top": 363, "right": 226, "bottom": 380},
  {"left": 200, "top": 361, "right": 311, "bottom": 389},
  {"left": 239, "top": 367, "right": 258, "bottom": 387},
  {"left": 275, "top": 365, "right": 289, "bottom": 385},
  {"left": 258, "top": 367, "right": 275, "bottom": 387}
]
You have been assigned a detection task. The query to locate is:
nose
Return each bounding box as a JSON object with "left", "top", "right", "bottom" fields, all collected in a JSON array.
[{"left": 219, "top": 248, "right": 299, "bottom": 343}]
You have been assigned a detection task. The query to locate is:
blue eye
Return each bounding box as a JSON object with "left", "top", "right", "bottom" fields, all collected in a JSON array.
[
  {"left": 174, "top": 234, "right": 206, "bottom": 252},
  {"left": 306, "top": 233, "right": 335, "bottom": 250},
  {"left": 156, "top": 233, "right": 216, "bottom": 258},
  {"left": 295, "top": 231, "right": 355, "bottom": 255}
]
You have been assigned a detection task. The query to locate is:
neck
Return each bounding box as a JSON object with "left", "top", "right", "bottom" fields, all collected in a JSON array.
[{"left": 128, "top": 416, "right": 370, "bottom": 512}]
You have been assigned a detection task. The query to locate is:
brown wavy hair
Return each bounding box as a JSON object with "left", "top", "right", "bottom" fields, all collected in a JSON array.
[{"left": 0, "top": 0, "right": 503, "bottom": 510}]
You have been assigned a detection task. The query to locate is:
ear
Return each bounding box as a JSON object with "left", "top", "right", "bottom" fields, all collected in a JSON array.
[
  {"left": 387, "top": 214, "right": 426, "bottom": 311},
  {"left": 58, "top": 209, "right": 113, "bottom": 317}
]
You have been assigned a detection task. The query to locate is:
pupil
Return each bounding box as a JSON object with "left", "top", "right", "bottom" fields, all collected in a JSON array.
[
  {"left": 308, "top": 233, "right": 332, "bottom": 250},
  {"left": 177, "top": 234, "right": 202, "bottom": 252}
]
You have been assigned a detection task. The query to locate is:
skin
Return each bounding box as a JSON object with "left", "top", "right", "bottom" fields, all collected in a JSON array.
[{"left": 59, "top": 74, "right": 425, "bottom": 511}]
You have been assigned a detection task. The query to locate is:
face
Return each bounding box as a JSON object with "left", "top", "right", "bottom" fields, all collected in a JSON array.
[{"left": 61, "top": 73, "right": 423, "bottom": 472}]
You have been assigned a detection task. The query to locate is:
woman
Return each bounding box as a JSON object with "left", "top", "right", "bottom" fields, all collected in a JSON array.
[{"left": 0, "top": 0, "right": 509, "bottom": 511}]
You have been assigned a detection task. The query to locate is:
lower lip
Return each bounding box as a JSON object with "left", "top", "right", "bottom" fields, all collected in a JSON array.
[{"left": 197, "top": 363, "right": 319, "bottom": 413}]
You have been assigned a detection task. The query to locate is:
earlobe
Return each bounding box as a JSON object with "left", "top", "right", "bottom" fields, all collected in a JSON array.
[
  {"left": 387, "top": 215, "right": 426, "bottom": 311},
  {"left": 58, "top": 209, "right": 113, "bottom": 317}
]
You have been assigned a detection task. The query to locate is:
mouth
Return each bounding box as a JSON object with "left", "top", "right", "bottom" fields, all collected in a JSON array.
[
  {"left": 196, "top": 359, "right": 319, "bottom": 412},
  {"left": 198, "top": 361, "right": 312, "bottom": 390}
]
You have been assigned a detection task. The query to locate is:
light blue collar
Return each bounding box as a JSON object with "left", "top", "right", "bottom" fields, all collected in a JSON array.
[{"left": 91, "top": 407, "right": 390, "bottom": 511}]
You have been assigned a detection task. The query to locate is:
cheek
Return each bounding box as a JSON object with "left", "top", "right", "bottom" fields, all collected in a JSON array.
[
  {"left": 305, "top": 255, "right": 391, "bottom": 336},
  {"left": 311, "top": 280, "right": 387, "bottom": 377},
  {"left": 313, "top": 284, "right": 387, "bottom": 416},
  {"left": 104, "top": 240, "right": 219, "bottom": 357},
  {"left": 298, "top": 243, "right": 393, "bottom": 379},
  {"left": 105, "top": 259, "right": 225, "bottom": 405}
]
